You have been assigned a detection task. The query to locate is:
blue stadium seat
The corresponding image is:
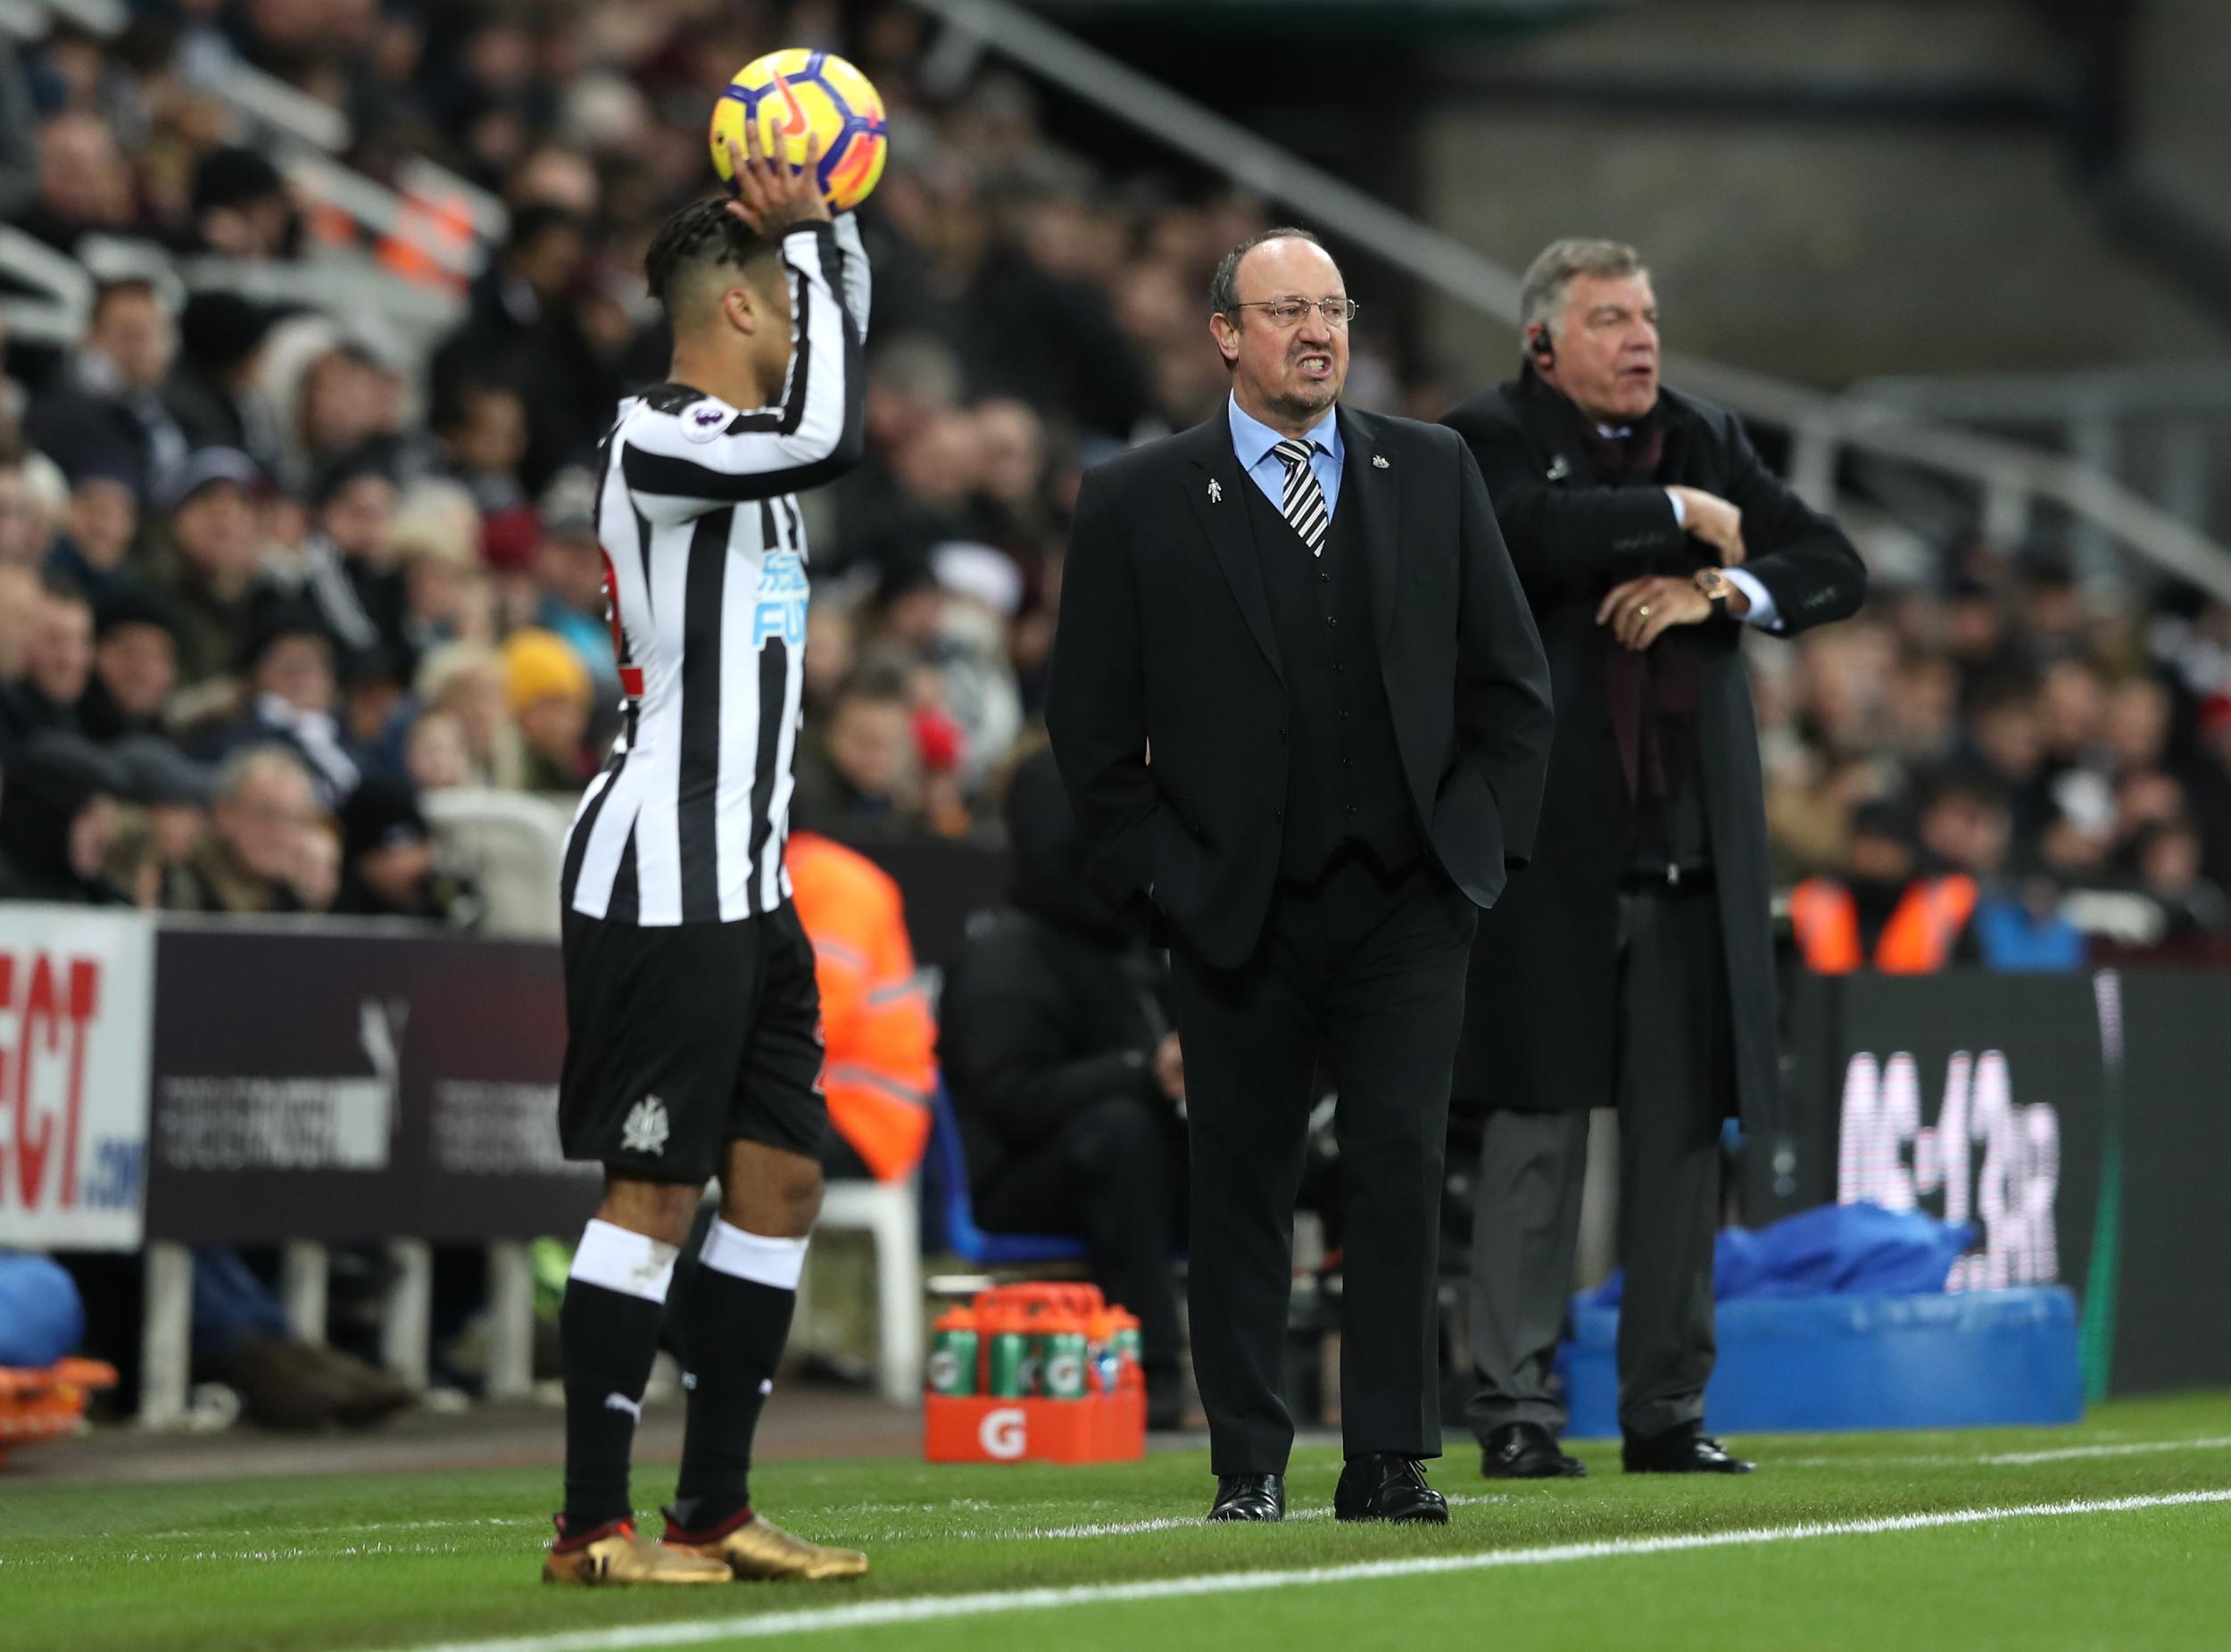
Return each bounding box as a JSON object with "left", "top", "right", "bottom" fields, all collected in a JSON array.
[{"left": 925, "top": 1083, "right": 1089, "bottom": 1266}]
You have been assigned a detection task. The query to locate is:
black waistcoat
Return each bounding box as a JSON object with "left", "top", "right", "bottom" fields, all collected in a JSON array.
[{"left": 1240, "top": 459, "right": 1422, "bottom": 882}]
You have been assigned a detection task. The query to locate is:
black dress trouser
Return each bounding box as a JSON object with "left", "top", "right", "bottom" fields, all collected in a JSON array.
[
  {"left": 1169, "top": 848, "right": 1477, "bottom": 1475},
  {"left": 1466, "top": 882, "right": 1730, "bottom": 1441}
]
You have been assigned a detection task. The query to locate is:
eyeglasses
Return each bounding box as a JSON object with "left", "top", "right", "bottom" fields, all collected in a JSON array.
[{"left": 1232, "top": 298, "right": 1359, "bottom": 328}]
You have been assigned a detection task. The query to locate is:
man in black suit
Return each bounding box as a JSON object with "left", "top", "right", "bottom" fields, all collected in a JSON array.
[
  {"left": 1048, "top": 228, "right": 1553, "bottom": 1523},
  {"left": 1443, "top": 239, "right": 1865, "bottom": 1482}
]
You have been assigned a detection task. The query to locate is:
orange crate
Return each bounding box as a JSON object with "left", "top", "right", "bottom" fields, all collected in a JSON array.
[{"left": 924, "top": 1391, "right": 1144, "bottom": 1465}]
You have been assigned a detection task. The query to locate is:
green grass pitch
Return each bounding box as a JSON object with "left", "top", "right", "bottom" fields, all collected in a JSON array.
[{"left": 5, "top": 1392, "right": 2230, "bottom": 1651}]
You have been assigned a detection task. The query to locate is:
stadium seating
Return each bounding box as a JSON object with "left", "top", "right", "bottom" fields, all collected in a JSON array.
[{"left": 925, "top": 1085, "right": 1089, "bottom": 1267}]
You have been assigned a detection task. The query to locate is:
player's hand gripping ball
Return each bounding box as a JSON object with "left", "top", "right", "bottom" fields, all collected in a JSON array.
[{"left": 710, "top": 49, "right": 888, "bottom": 212}]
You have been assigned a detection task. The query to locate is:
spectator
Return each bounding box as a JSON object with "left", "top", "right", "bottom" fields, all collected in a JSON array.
[
  {"left": 791, "top": 664, "right": 920, "bottom": 834},
  {"left": 0, "top": 461, "right": 59, "bottom": 571},
  {"left": 340, "top": 643, "right": 411, "bottom": 760},
  {"left": 1970, "top": 869, "right": 2087, "bottom": 973},
  {"left": 188, "top": 145, "right": 302, "bottom": 260},
  {"left": 501, "top": 628, "right": 592, "bottom": 794},
  {"left": 79, "top": 586, "right": 180, "bottom": 746},
  {"left": 295, "top": 815, "right": 344, "bottom": 914},
  {"left": 294, "top": 453, "right": 403, "bottom": 663},
  {"left": 1918, "top": 773, "right": 2012, "bottom": 886},
  {"left": 335, "top": 774, "right": 480, "bottom": 925},
  {"left": 945, "top": 547, "right": 1025, "bottom": 770},
  {"left": 17, "top": 110, "right": 137, "bottom": 253},
  {"left": 430, "top": 378, "right": 529, "bottom": 519},
  {"left": 389, "top": 479, "right": 487, "bottom": 664},
  {"left": 0, "top": 733, "right": 129, "bottom": 905},
  {"left": 1790, "top": 801, "right": 1978, "bottom": 975},
  {"left": 0, "top": 563, "right": 41, "bottom": 682},
  {"left": 0, "top": 575, "right": 95, "bottom": 753},
  {"left": 187, "top": 1248, "right": 414, "bottom": 1431},
  {"left": 164, "top": 292, "right": 286, "bottom": 477},
  {"left": 28, "top": 278, "right": 187, "bottom": 504},
  {"left": 143, "top": 447, "right": 270, "bottom": 691},
  {"left": 431, "top": 203, "right": 586, "bottom": 389},
  {"left": 528, "top": 468, "right": 618, "bottom": 700},
  {"left": 2130, "top": 817, "right": 2229, "bottom": 942},
  {"left": 106, "top": 735, "right": 215, "bottom": 910},
  {"left": 414, "top": 641, "right": 524, "bottom": 789},
  {"left": 49, "top": 461, "right": 139, "bottom": 605},
  {"left": 404, "top": 709, "right": 473, "bottom": 793},
  {"left": 217, "top": 603, "right": 361, "bottom": 807},
  {"left": 170, "top": 743, "right": 319, "bottom": 915},
  {"left": 784, "top": 831, "right": 937, "bottom": 1184},
  {"left": 1963, "top": 675, "right": 2056, "bottom": 851},
  {"left": 938, "top": 750, "right": 1188, "bottom": 1426}
]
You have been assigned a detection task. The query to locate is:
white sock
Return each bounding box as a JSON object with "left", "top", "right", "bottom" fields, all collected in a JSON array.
[
  {"left": 700, "top": 1220, "right": 809, "bottom": 1290},
  {"left": 568, "top": 1217, "right": 680, "bottom": 1303}
]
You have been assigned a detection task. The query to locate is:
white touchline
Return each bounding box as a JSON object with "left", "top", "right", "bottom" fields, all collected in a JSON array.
[
  {"left": 1773, "top": 1435, "right": 2231, "bottom": 1470},
  {"left": 1978, "top": 1435, "right": 2231, "bottom": 1466},
  {"left": 392, "top": 1489, "right": 2231, "bottom": 1652}
]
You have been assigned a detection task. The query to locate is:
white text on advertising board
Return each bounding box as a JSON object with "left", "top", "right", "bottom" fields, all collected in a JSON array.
[{"left": 1837, "top": 1050, "right": 2059, "bottom": 1291}]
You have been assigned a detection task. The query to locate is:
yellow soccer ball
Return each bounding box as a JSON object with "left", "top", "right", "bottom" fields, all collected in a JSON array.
[{"left": 709, "top": 48, "right": 889, "bottom": 213}]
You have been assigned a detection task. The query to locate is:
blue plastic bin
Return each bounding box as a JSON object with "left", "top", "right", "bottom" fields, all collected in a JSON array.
[{"left": 1560, "top": 1286, "right": 2082, "bottom": 1438}]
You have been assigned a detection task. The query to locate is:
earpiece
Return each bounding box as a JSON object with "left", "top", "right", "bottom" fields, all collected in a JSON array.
[{"left": 1530, "top": 328, "right": 1555, "bottom": 369}]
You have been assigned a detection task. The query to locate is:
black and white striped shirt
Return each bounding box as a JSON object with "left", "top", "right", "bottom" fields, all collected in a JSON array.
[{"left": 561, "top": 216, "right": 867, "bottom": 927}]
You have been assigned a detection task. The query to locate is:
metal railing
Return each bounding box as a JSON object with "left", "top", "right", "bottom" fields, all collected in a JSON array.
[
  {"left": 907, "top": 0, "right": 2231, "bottom": 606},
  {"left": 12, "top": 0, "right": 501, "bottom": 290}
]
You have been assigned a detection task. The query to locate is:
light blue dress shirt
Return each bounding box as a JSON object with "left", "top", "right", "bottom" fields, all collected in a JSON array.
[{"left": 1228, "top": 394, "right": 1343, "bottom": 523}]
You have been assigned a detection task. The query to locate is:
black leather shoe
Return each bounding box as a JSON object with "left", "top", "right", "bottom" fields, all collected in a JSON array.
[
  {"left": 1207, "top": 1474, "right": 1285, "bottom": 1522},
  {"left": 1621, "top": 1424, "right": 1754, "bottom": 1474},
  {"left": 1333, "top": 1453, "right": 1449, "bottom": 1523},
  {"left": 1480, "top": 1422, "right": 1587, "bottom": 1480}
]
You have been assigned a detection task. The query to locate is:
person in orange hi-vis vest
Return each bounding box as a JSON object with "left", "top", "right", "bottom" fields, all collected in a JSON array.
[
  {"left": 1789, "top": 801, "right": 1978, "bottom": 974},
  {"left": 784, "top": 830, "right": 936, "bottom": 1181}
]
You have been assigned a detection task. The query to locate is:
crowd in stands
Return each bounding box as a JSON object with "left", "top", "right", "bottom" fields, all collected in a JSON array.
[
  {"left": 8, "top": 4, "right": 2230, "bottom": 968},
  {"left": 7, "top": 0, "right": 2227, "bottom": 967}
]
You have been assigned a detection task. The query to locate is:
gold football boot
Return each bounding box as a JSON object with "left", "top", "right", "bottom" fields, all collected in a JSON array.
[
  {"left": 662, "top": 1508, "right": 870, "bottom": 1581},
  {"left": 541, "top": 1519, "right": 734, "bottom": 1585}
]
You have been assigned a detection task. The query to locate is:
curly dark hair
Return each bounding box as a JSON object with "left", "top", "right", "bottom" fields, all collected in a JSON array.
[{"left": 643, "top": 197, "right": 779, "bottom": 311}]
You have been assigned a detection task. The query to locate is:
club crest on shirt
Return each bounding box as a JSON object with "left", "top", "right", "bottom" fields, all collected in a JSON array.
[
  {"left": 620, "top": 1095, "right": 670, "bottom": 1155},
  {"left": 683, "top": 400, "right": 735, "bottom": 444}
]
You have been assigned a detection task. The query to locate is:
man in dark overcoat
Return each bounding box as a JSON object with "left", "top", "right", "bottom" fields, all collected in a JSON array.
[{"left": 1444, "top": 238, "right": 1865, "bottom": 1478}]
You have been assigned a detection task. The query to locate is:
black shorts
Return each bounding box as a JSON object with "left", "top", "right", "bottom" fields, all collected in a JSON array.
[{"left": 559, "top": 901, "right": 826, "bottom": 1183}]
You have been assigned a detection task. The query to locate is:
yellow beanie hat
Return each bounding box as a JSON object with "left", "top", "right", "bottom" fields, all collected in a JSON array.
[{"left": 502, "top": 629, "right": 593, "bottom": 715}]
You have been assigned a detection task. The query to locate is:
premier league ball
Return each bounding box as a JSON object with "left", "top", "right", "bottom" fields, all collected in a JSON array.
[{"left": 709, "top": 48, "right": 889, "bottom": 213}]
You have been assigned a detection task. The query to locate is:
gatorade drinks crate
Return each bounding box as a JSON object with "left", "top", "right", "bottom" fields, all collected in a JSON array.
[
  {"left": 923, "top": 1283, "right": 1146, "bottom": 1464},
  {"left": 0, "top": 1359, "right": 116, "bottom": 1469}
]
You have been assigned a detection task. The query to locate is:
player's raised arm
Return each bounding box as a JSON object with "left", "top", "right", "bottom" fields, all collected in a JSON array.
[
  {"left": 831, "top": 210, "right": 871, "bottom": 344},
  {"left": 622, "top": 123, "right": 865, "bottom": 519}
]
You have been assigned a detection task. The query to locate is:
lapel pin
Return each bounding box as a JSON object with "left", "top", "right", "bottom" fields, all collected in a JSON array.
[
  {"left": 1372, "top": 454, "right": 1389, "bottom": 469},
  {"left": 1207, "top": 478, "right": 1223, "bottom": 502},
  {"left": 1547, "top": 455, "right": 1572, "bottom": 481}
]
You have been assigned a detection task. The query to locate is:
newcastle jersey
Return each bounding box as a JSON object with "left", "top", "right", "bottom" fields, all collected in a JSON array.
[{"left": 561, "top": 215, "right": 867, "bottom": 926}]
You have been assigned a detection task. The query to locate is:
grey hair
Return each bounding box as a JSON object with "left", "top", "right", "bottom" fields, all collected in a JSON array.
[
  {"left": 1208, "top": 226, "right": 1328, "bottom": 321},
  {"left": 1518, "top": 238, "right": 1647, "bottom": 339},
  {"left": 213, "top": 743, "right": 313, "bottom": 807}
]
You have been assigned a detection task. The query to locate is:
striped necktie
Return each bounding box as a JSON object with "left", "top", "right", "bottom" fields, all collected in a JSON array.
[{"left": 1272, "top": 437, "right": 1328, "bottom": 556}]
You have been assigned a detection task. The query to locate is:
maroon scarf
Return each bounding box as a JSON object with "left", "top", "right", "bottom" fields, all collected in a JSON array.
[{"left": 1574, "top": 413, "right": 1699, "bottom": 815}]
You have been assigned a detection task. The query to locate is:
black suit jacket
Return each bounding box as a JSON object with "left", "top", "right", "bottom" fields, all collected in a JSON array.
[
  {"left": 1046, "top": 405, "right": 1554, "bottom": 969},
  {"left": 1441, "top": 369, "right": 1867, "bottom": 1130}
]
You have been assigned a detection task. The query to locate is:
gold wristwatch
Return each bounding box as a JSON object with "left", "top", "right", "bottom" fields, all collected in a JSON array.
[{"left": 1694, "top": 567, "right": 1735, "bottom": 611}]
